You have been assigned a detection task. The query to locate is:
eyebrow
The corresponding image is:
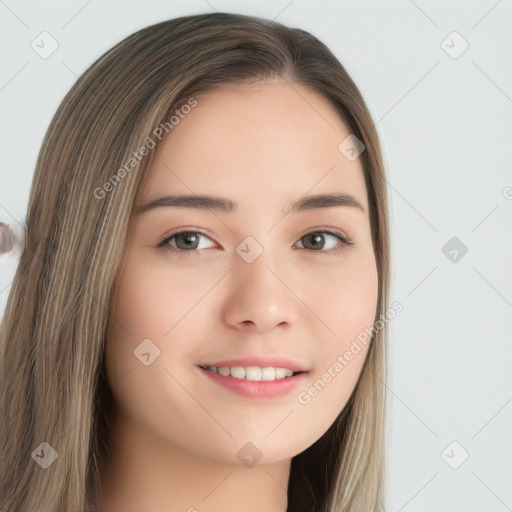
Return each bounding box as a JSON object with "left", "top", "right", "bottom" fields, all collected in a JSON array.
[{"left": 136, "top": 192, "right": 366, "bottom": 216}]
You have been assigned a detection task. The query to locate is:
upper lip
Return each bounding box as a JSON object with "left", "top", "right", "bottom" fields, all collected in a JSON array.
[{"left": 199, "top": 356, "right": 309, "bottom": 373}]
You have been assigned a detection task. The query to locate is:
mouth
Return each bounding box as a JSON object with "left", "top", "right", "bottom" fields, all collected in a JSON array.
[
  {"left": 197, "top": 362, "right": 309, "bottom": 399},
  {"left": 198, "top": 364, "right": 305, "bottom": 380}
]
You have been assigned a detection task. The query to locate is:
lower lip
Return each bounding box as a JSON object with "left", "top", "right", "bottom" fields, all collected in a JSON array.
[{"left": 198, "top": 367, "right": 308, "bottom": 399}]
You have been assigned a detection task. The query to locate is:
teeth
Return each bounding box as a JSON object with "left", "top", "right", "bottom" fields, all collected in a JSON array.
[
  {"left": 218, "top": 366, "right": 230, "bottom": 377},
  {"left": 261, "top": 367, "right": 275, "bottom": 380},
  {"left": 230, "top": 366, "right": 245, "bottom": 379},
  {"left": 204, "top": 365, "right": 295, "bottom": 381},
  {"left": 245, "top": 367, "right": 261, "bottom": 381},
  {"left": 275, "top": 367, "right": 293, "bottom": 379}
]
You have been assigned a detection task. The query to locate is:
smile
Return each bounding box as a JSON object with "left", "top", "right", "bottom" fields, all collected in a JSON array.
[
  {"left": 199, "top": 365, "right": 296, "bottom": 381},
  {"left": 197, "top": 365, "right": 308, "bottom": 399}
]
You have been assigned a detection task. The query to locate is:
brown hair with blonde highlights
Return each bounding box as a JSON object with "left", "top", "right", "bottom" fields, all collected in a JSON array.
[{"left": 0, "top": 12, "right": 389, "bottom": 512}]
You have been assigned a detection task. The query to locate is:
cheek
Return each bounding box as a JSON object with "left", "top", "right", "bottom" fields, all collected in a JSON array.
[
  {"left": 110, "top": 251, "right": 209, "bottom": 338},
  {"left": 104, "top": 250, "right": 220, "bottom": 393},
  {"left": 293, "top": 249, "right": 378, "bottom": 423},
  {"left": 104, "top": 251, "right": 180, "bottom": 392},
  {"left": 308, "top": 249, "right": 379, "bottom": 343}
]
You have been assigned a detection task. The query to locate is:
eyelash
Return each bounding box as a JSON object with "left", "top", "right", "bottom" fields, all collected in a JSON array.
[{"left": 156, "top": 229, "right": 353, "bottom": 257}]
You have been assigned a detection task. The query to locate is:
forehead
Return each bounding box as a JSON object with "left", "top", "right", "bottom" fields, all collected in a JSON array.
[{"left": 140, "top": 81, "right": 369, "bottom": 216}]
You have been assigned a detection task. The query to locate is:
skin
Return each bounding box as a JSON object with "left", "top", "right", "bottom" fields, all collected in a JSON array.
[{"left": 98, "top": 80, "right": 378, "bottom": 512}]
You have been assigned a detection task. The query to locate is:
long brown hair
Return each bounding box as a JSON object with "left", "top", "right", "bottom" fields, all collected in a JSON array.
[{"left": 0, "top": 12, "right": 389, "bottom": 511}]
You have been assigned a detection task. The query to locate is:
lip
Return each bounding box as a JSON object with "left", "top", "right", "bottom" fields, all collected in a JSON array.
[
  {"left": 198, "top": 366, "right": 308, "bottom": 399},
  {"left": 201, "top": 356, "right": 308, "bottom": 373}
]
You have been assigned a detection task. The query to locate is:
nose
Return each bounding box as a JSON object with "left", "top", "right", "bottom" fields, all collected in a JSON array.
[{"left": 221, "top": 250, "right": 300, "bottom": 333}]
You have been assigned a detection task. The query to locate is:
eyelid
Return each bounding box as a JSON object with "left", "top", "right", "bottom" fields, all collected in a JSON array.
[
  {"left": 297, "top": 226, "right": 353, "bottom": 246},
  {"left": 156, "top": 228, "right": 217, "bottom": 249}
]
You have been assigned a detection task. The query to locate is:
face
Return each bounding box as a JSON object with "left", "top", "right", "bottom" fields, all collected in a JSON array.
[{"left": 104, "top": 80, "right": 378, "bottom": 466}]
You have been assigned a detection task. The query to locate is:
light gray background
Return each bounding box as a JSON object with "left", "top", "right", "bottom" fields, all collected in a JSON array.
[{"left": 1, "top": 1, "right": 511, "bottom": 510}]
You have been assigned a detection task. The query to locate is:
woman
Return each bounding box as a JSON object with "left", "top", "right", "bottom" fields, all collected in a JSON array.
[{"left": 0, "top": 11, "right": 390, "bottom": 512}]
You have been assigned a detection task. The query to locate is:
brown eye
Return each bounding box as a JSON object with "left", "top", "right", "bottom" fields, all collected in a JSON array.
[
  {"left": 302, "top": 233, "right": 326, "bottom": 250},
  {"left": 157, "top": 230, "right": 216, "bottom": 253},
  {"left": 173, "top": 232, "right": 201, "bottom": 250},
  {"left": 296, "top": 231, "right": 351, "bottom": 253}
]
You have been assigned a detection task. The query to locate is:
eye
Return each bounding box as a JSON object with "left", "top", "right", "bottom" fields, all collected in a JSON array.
[
  {"left": 294, "top": 230, "right": 352, "bottom": 253},
  {"left": 157, "top": 229, "right": 352, "bottom": 257},
  {"left": 157, "top": 230, "right": 216, "bottom": 256}
]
